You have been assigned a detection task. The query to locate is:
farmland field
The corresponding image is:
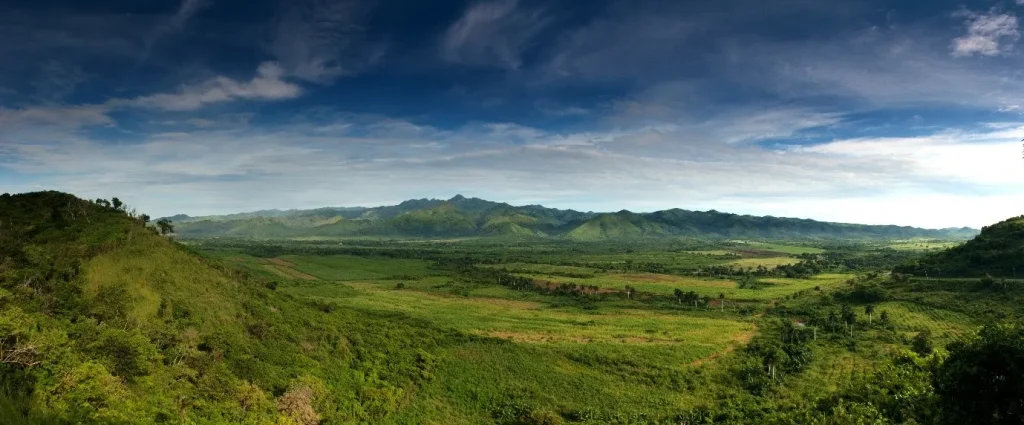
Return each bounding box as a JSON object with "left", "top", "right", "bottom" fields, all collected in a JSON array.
[{"left": 181, "top": 236, "right": 1005, "bottom": 424}]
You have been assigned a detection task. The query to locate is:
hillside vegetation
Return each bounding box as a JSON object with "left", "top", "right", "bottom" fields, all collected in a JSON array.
[
  {"left": 0, "top": 192, "right": 456, "bottom": 424},
  {"left": 4, "top": 191, "right": 1021, "bottom": 425},
  {"left": 894, "top": 215, "right": 1024, "bottom": 278},
  {"left": 169, "top": 195, "right": 976, "bottom": 241}
]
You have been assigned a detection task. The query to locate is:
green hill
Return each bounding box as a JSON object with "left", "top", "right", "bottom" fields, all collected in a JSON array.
[
  {"left": 894, "top": 215, "right": 1024, "bottom": 278},
  {"left": 167, "top": 195, "right": 977, "bottom": 241},
  {"left": 567, "top": 211, "right": 667, "bottom": 240},
  {"left": 0, "top": 192, "right": 454, "bottom": 423}
]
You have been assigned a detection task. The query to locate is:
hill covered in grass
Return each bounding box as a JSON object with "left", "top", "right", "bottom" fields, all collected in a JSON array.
[
  {"left": 168, "top": 195, "right": 976, "bottom": 241},
  {"left": 894, "top": 215, "right": 1024, "bottom": 278},
  {"left": 0, "top": 191, "right": 458, "bottom": 424}
]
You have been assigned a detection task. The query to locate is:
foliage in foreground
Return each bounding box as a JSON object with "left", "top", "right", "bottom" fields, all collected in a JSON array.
[{"left": 0, "top": 192, "right": 458, "bottom": 423}]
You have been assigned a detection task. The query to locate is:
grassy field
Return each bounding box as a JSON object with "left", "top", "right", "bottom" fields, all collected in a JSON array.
[
  {"left": 180, "top": 237, "right": 1002, "bottom": 424},
  {"left": 728, "top": 256, "right": 800, "bottom": 268},
  {"left": 885, "top": 241, "right": 959, "bottom": 251},
  {"left": 490, "top": 267, "right": 852, "bottom": 301},
  {"left": 728, "top": 240, "right": 825, "bottom": 255},
  {"left": 872, "top": 301, "right": 976, "bottom": 342}
]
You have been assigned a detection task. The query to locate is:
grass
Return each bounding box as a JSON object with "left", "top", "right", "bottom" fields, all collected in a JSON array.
[
  {"left": 728, "top": 257, "right": 800, "bottom": 268},
  {"left": 299, "top": 281, "right": 754, "bottom": 354},
  {"left": 497, "top": 270, "right": 853, "bottom": 301},
  {"left": 728, "top": 240, "right": 825, "bottom": 255},
  {"left": 283, "top": 254, "right": 435, "bottom": 280},
  {"left": 873, "top": 301, "right": 976, "bottom": 342},
  {"left": 886, "top": 241, "right": 959, "bottom": 251}
]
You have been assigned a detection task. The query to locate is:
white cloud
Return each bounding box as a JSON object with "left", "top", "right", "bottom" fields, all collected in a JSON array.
[
  {"left": 442, "top": 0, "right": 548, "bottom": 69},
  {"left": 4, "top": 115, "right": 1022, "bottom": 228},
  {"left": 951, "top": 10, "right": 1020, "bottom": 57},
  {"left": 127, "top": 62, "right": 301, "bottom": 111}
]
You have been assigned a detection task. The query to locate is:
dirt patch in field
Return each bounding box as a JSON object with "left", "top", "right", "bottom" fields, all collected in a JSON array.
[
  {"left": 481, "top": 331, "right": 591, "bottom": 343},
  {"left": 732, "top": 249, "right": 782, "bottom": 257},
  {"left": 618, "top": 273, "right": 677, "bottom": 283},
  {"left": 480, "top": 331, "right": 682, "bottom": 344},
  {"left": 262, "top": 259, "right": 317, "bottom": 280},
  {"left": 689, "top": 326, "right": 757, "bottom": 367},
  {"left": 455, "top": 297, "right": 543, "bottom": 310},
  {"left": 266, "top": 257, "right": 298, "bottom": 267}
]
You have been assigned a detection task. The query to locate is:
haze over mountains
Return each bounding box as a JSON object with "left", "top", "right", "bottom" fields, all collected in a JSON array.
[{"left": 167, "top": 195, "right": 977, "bottom": 240}]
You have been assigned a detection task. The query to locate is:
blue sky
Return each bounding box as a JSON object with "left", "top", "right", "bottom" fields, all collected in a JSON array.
[{"left": 1, "top": 0, "right": 1023, "bottom": 227}]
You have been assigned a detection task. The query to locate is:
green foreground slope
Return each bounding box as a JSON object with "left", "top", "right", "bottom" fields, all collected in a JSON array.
[{"left": 0, "top": 192, "right": 454, "bottom": 424}]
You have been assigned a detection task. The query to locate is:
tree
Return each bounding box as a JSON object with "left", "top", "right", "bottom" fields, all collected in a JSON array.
[
  {"left": 865, "top": 305, "right": 875, "bottom": 325},
  {"left": 156, "top": 219, "right": 175, "bottom": 235},
  {"left": 111, "top": 197, "right": 123, "bottom": 211},
  {"left": 686, "top": 291, "right": 699, "bottom": 308},
  {"left": 880, "top": 310, "right": 890, "bottom": 326},
  {"left": 719, "top": 292, "right": 725, "bottom": 312},
  {"left": 674, "top": 288, "right": 684, "bottom": 304},
  {"left": 750, "top": 340, "right": 789, "bottom": 382},
  {"left": 911, "top": 329, "right": 933, "bottom": 356},
  {"left": 139, "top": 214, "right": 151, "bottom": 224},
  {"left": 624, "top": 285, "right": 634, "bottom": 300},
  {"left": 828, "top": 311, "right": 839, "bottom": 332},
  {"left": 934, "top": 323, "right": 1024, "bottom": 425},
  {"left": 841, "top": 305, "right": 856, "bottom": 336}
]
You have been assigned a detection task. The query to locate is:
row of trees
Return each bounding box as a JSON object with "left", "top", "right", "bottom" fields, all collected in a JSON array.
[{"left": 93, "top": 197, "right": 174, "bottom": 235}]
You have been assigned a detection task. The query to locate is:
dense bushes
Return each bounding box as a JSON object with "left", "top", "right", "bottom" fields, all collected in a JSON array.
[{"left": 0, "top": 192, "right": 455, "bottom": 423}]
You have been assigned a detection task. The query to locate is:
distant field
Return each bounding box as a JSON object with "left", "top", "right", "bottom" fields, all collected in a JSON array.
[
  {"left": 728, "top": 256, "right": 800, "bottom": 268},
  {"left": 184, "top": 236, "right": 1016, "bottom": 424},
  {"left": 501, "top": 270, "right": 852, "bottom": 301},
  {"left": 728, "top": 240, "right": 825, "bottom": 255},
  {"left": 886, "top": 241, "right": 959, "bottom": 251}
]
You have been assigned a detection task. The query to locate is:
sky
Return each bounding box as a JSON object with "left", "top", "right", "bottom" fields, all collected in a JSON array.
[{"left": 1, "top": 0, "right": 1023, "bottom": 228}]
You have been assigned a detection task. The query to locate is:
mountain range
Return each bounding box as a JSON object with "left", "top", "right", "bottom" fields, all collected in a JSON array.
[{"left": 164, "top": 195, "right": 977, "bottom": 240}]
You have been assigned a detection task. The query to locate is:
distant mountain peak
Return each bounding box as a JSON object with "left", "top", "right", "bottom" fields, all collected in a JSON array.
[{"left": 449, "top": 194, "right": 467, "bottom": 201}]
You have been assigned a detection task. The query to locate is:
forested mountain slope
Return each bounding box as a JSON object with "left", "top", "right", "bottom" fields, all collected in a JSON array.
[
  {"left": 0, "top": 192, "right": 455, "bottom": 424},
  {"left": 894, "top": 215, "right": 1024, "bottom": 277},
  {"left": 168, "top": 195, "right": 977, "bottom": 240}
]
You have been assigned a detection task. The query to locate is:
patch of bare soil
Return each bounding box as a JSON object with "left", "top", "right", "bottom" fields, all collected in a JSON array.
[{"left": 262, "top": 259, "right": 317, "bottom": 280}]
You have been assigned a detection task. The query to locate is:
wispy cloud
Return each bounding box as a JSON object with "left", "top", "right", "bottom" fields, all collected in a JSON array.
[
  {"left": 721, "top": 26, "right": 1024, "bottom": 111},
  {"left": 126, "top": 62, "right": 301, "bottom": 111},
  {"left": 269, "top": 0, "right": 383, "bottom": 83},
  {"left": 442, "top": 0, "right": 549, "bottom": 69},
  {"left": 951, "top": 9, "right": 1020, "bottom": 57},
  {"left": 0, "top": 105, "right": 112, "bottom": 128},
  {"left": 544, "top": 7, "right": 697, "bottom": 81},
  {"left": 169, "top": 0, "right": 209, "bottom": 30}
]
